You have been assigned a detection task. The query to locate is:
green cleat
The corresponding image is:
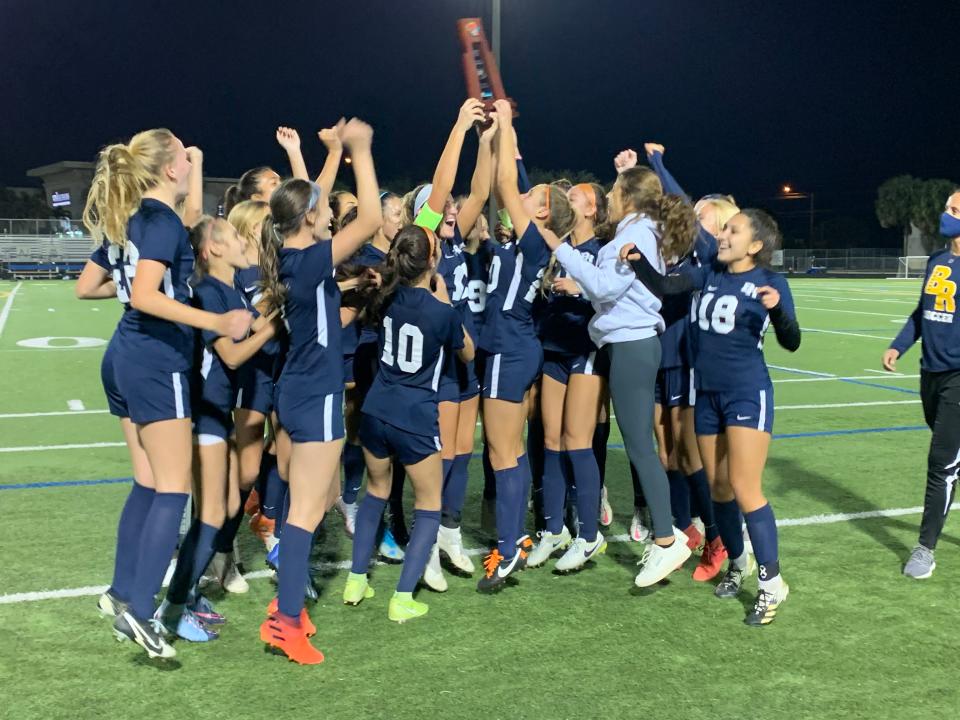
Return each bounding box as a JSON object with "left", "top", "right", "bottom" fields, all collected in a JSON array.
[
  {"left": 388, "top": 592, "right": 428, "bottom": 623},
  {"left": 343, "top": 572, "right": 375, "bottom": 606}
]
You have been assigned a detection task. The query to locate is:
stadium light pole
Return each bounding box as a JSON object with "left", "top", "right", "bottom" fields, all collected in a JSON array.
[
  {"left": 487, "top": 0, "right": 502, "bottom": 236},
  {"left": 781, "top": 185, "right": 815, "bottom": 247}
]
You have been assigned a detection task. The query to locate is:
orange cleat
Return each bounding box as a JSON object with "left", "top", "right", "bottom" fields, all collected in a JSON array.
[
  {"left": 682, "top": 523, "right": 704, "bottom": 552},
  {"left": 266, "top": 598, "right": 316, "bottom": 637},
  {"left": 692, "top": 537, "right": 728, "bottom": 582},
  {"left": 249, "top": 512, "right": 276, "bottom": 546},
  {"left": 244, "top": 489, "right": 260, "bottom": 516},
  {"left": 260, "top": 614, "right": 324, "bottom": 665}
]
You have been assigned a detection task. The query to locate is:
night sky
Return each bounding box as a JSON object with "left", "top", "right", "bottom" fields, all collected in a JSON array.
[{"left": 2, "top": 0, "right": 958, "bottom": 244}]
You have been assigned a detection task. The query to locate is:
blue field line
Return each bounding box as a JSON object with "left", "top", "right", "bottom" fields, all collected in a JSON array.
[
  {"left": 0, "top": 477, "right": 130, "bottom": 491},
  {"left": 606, "top": 424, "right": 926, "bottom": 450},
  {"left": 771, "top": 365, "right": 919, "bottom": 395}
]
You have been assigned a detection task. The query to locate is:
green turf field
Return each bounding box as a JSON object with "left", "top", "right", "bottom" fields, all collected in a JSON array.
[{"left": 2, "top": 278, "right": 958, "bottom": 720}]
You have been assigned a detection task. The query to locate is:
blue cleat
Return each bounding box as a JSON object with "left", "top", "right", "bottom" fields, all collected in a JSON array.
[
  {"left": 172, "top": 608, "right": 219, "bottom": 642},
  {"left": 188, "top": 594, "right": 226, "bottom": 625},
  {"left": 378, "top": 527, "right": 405, "bottom": 563},
  {"left": 266, "top": 542, "right": 280, "bottom": 571}
]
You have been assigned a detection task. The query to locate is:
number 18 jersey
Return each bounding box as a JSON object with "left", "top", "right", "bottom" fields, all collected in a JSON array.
[{"left": 692, "top": 266, "right": 795, "bottom": 392}]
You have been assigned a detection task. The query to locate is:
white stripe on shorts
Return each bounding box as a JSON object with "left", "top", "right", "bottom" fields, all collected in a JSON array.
[
  {"left": 584, "top": 351, "right": 595, "bottom": 376},
  {"left": 758, "top": 389, "right": 767, "bottom": 432},
  {"left": 490, "top": 353, "right": 502, "bottom": 399},
  {"left": 688, "top": 367, "right": 696, "bottom": 406},
  {"left": 172, "top": 372, "right": 184, "bottom": 419},
  {"left": 323, "top": 393, "right": 333, "bottom": 442},
  {"left": 434, "top": 436, "right": 442, "bottom": 451},
  {"left": 235, "top": 387, "right": 244, "bottom": 409}
]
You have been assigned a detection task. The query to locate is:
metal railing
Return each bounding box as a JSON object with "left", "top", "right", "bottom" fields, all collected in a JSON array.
[
  {"left": 0, "top": 218, "right": 88, "bottom": 237},
  {"left": 780, "top": 248, "right": 901, "bottom": 274}
]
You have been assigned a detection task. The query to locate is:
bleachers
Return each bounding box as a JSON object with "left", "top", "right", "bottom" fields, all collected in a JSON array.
[{"left": 0, "top": 233, "right": 94, "bottom": 279}]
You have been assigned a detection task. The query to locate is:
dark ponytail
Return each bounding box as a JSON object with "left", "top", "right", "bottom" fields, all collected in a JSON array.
[
  {"left": 258, "top": 215, "right": 286, "bottom": 313},
  {"left": 364, "top": 225, "right": 434, "bottom": 324},
  {"left": 740, "top": 208, "right": 781, "bottom": 267},
  {"left": 223, "top": 166, "right": 272, "bottom": 216}
]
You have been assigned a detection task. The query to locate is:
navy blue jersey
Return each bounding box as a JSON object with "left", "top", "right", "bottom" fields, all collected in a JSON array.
[
  {"left": 692, "top": 266, "right": 796, "bottom": 392},
  {"left": 462, "top": 241, "right": 491, "bottom": 337},
  {"left": 112, "top": 199, "right": 195, "bottom": 371},
  {"left": 235, "top": 264, "right": 281, "bottom": 359},
  {"left": 355, "top": 243, "right": 388, "bottom": 345},
  {"left": 278, "top": 240, "right": 344, "bottom": 393},
  {"left": 891, "top": 250, "right": 960, "bottom": 372},
  {"left": 479, "top": 223, "right": 552, "bottom": 352},
  {"left": 539, "top": 237, "right": 602, "bottom": 355},
  {"left": 362, "top": 285, "right": 464, "bottom": 435},
  {"left": 192, "top": 275, "right": 250, "bottom": 409},
  {"left": 683, "top": 231, "right": 720, "bottom": 366}
]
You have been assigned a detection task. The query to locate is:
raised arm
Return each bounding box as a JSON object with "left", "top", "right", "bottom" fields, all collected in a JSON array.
[
  {"left": 643, "top": 144, "right": 691, "bottom": 204},
  {"left": 277, "top": 127, "right": 309, "bottom": 181},
  {"left": 331, "top": 119, "right": 381, "bottom": 266},
  {"left": 181, "top": 146, "right": 204, "bottom": 228},
  {"left": 493, "top": 99, "right": 534, "bottom": 238},
  {"left": 423, "top": 99, "right": 486, "bottom": 216},
  {"left": 316, "top": 119, "right": 345, "bottom": 199},
  {"left": 457, "top": 115, "right": 499, "bottom": 236}
]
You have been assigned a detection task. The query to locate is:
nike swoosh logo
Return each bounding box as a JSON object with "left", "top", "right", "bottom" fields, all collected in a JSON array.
[
  {"left": 244, "top": 286, "right": 258, "bottom": 293},
  {"left": 707, "top": 286, "right": 718, "bottom": 291},
  {"left": 670, "top": 395, "right": 683, "bottom": 401},
  {"left": 126, "top": 615, "right": 162, "bottom": 653},
  {"left": 736, "top": 415, "right": 752, "bottom": 421},
  {"left": 496, "top": 554, "right": 520, "bottom": 578}
]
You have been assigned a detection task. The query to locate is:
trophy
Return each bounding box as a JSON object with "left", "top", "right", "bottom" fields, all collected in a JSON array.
[{"left": 457, "top": 17, "right": 518, "bottom": 124}]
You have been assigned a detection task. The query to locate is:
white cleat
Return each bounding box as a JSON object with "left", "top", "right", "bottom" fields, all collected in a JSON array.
[
  {"left": 526, "top": 527, "right": 573, "bottom": 568},
  {"left": 633, "top": 527, "right": 692, "bottom": 587},
  {"left": 336, "top": 496, "right": 358, "bottom": 537},
  {"left": 422, "top": 543, "right": 448, "bottom": 592},
  {"left": 555, "top": 533, "right": 607, "bottom": 573},
  {"left": 221, "top": 554, "right": 249, "bottom": 594},
  {"left": 630, "top": 508, "right": 651, "bottom": 543},
  {"left": 437, "top": 525, "right": 475, "bottom": 574},
  {"left": 599, "top": 486, "right": 613, "bottom": 527}
]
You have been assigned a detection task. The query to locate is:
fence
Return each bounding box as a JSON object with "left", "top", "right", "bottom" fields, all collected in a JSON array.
[
  {"left": 779, "top": 248, "right": 901, "bottom": 275},
  {"left": 0, "top": 218, "right": 87, "bottom": 237}
]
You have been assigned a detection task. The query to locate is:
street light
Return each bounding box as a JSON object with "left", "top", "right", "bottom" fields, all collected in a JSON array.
[{"left": 780, "top": 184, "right": 815, "bottom": 247}]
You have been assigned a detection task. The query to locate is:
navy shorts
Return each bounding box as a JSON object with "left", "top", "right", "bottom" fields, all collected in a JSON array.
[
  {"left": 480, "top": 345, "right": 543, "bottom": 403},
  {"left": 193, "top": 398, "right": 233, "bottom": 441},
  {"left": 236, "top": 361, "right": 274, "bottom": 416},
  {"left": 276, "top": 381, "right": 344, "bottom": 443},
  {"left": 359, "top": 413, "right": 441, "bottom": 466},
  {"left": 457, "top": 356, "right": 481, "bottom": 401},
  {"left": 115, "top": 361, "right": 191, "bottom": 426},
  {"left": 695, "top": 385, "right": 774, "bottom": 435},
  {"left": 542, "top": 348, "right": 609, "bottom": 385},
  {"left": 655, "top": 366, "right": 695, "bottom": 408},
  {"left": 100, "top": 335, "right": 127, "bottom": 418}
]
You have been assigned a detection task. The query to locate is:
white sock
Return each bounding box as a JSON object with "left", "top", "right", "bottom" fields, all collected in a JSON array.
[
  {"left": 758, "top": 573, "right": 784, "bottom": 594},
  {"left": 730, "top": 550, "right": 750, "bottom": 570}
]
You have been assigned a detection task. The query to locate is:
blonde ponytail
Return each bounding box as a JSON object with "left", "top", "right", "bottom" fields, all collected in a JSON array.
[{"left": 83, "top": 128, "right": 177, "bottom": 247}]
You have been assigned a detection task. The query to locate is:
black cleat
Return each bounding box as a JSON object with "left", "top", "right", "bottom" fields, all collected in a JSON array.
[
  {"left": 476, "top": 549, "right": 524, "bottom": 593},
  {"left": 744, "top": 583, "right": 790, "bottom": 626},
  {"left": 113, "top": 610, "right": 176, "bottom": 659}
]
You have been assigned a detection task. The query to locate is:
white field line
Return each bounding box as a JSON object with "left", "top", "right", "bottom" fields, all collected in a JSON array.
[
  {"left": 769, "top": 364, "right": 835, "bottom": 377},
  {"left": 0, "top": 441, "right": 125, "bottom": 453},
  {"left": 796, "top": 305, "right": 906, "bottom": 318},
  {"left": 0, "top": 281, "right": 23, "bottom": 338},
  {"left": 67, "top": 400, "right": 86, "bottom": 411},
  {"left": 773, "top": 374, "right": 919, "bottom": 384},
  {"left": 2, "top": 502, "right": 957, "bottom": 606},
  {"left": 791, "top": 293, "right": 916, "bottom": 305},
  {"left": 777, "top": 400, "right": 920, "bottom": 410},
  {"left": 0, "top": 409, "right": 110, "bottom": 419},
  {"left": 802, "top": 328, "right": 894, "bottom": 341},
  {"left": 863, "top": 368, "right": 902, "bottom": 376}
]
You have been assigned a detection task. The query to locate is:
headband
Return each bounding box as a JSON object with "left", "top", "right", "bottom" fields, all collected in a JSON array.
[
  {"left": 414, "top": 184, "right": 433, "bottom": 217},
  {"left": 573, "top": 183, "right": 597, "bottom": 209}
]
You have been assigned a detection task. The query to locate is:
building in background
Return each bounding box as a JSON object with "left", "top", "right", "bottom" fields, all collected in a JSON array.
[{"left": 26, "top": 161, "right": 237, "bottom": 219}]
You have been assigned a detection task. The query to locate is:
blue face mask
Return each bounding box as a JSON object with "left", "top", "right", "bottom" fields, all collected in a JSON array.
[{"left": 940, "top": 212, "right": 960, "bottom": 238}]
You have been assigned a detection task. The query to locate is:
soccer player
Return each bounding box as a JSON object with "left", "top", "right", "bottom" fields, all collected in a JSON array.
[
  {"left": 476, "top": 99, "right": 576, "bottom": 592},
  {"left": 624, "top": 208, "right": 800, "bottom": 625},
  {"left": 257, "top": 118, "right": 380, "bottom": 665},
  {"left": 885, "top": 189, "right": 960, "bottom": 579},
  {"left": 157, "top": 217, "right": 278, "bottom": 640},
  {"left": 82, "top": 130, "right": 253, "bottom": 658},
  {"left": 543, "top": 164, "right": 698, "bottom": 589},
  {"left": 343, "top": 225, "right": 474, "bottom": 621},
  {"left": 526, "top": 182, "right": 611, "bottom": 572},
  {"left": 222, "top": 126, "right": 309, "bottom": 215}
]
